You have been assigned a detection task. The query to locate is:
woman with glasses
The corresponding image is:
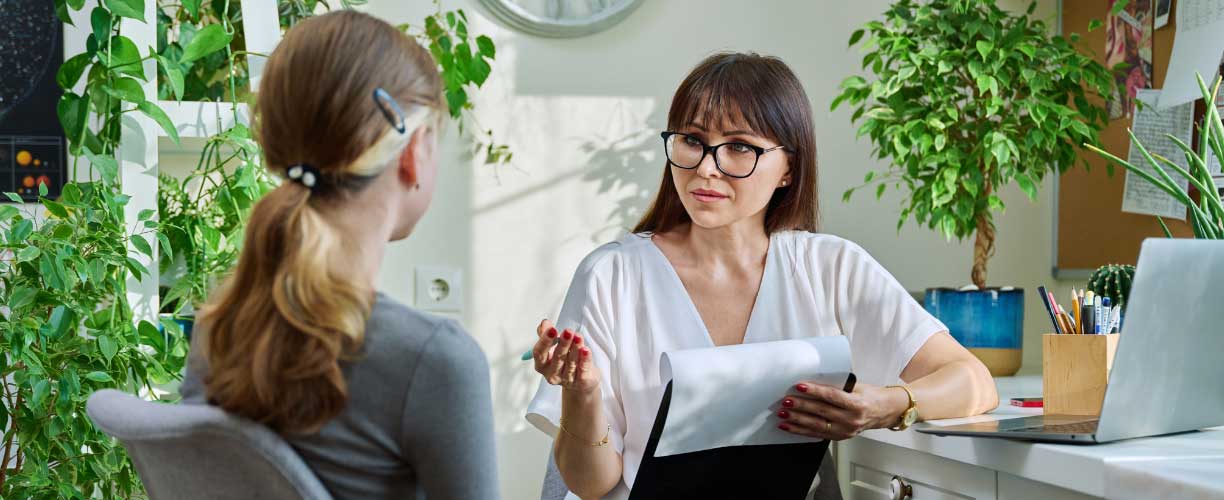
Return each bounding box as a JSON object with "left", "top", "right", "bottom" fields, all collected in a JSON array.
[
  {"left": 526, "top": 52, "right": 997, "bottom": 499},
  {"left": 180, "top": 11, "right": 498, "bottom": 500}
]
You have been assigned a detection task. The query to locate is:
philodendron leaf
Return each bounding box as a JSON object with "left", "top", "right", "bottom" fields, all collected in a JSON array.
[
  {"left": 110, "top": 35, "right": 145, "bottom": 80},
  {"left": 180, "top": 24, "right": 232, "bottom": 64},
  {"left": 105, "top": 0, "right": 145, "bottom": 22},
  {"left": 137, "top": 101, "right": 180, "bottom": 143}
]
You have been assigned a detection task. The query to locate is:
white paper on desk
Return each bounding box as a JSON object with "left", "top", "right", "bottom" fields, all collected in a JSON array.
[
  {"left": 652, "top": 336, "right": 851, "bottom": 458},
  {"left": 1122, "top": 89, "right": 1195, "bottom": 220},
  {"left": 1158, "top": 0, "right": 1224, "bottom": 109}
]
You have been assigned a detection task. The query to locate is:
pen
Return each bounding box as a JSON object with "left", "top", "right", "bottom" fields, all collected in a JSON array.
[
  {"left": 1098, "top": 297, "right": 1110, "bottom": 334},
  {"left": 1039, "top": 286, "right": 1062, "bottom": 334}
]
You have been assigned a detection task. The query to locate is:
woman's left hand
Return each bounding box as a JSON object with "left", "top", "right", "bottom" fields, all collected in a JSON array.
[{"left": 774, "top": 382, "right": 906, "bottom": 440}]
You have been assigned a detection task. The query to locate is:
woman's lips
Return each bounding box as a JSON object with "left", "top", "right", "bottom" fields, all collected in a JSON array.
[{"left": 691, "top": 189, "right": 728, "bottom": 203}]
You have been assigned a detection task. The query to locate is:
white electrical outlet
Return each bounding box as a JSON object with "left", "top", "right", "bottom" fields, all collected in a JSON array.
[{"left": 415, "top": 266, "right": 463, "bottom": 312}]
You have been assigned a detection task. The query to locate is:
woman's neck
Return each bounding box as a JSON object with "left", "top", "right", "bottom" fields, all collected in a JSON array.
[
  {"left": 674, "top": 217, "right": 770, "bottom": 270},
  {"left": 324, "top": 197, "right": 394, "bottom": 291}
]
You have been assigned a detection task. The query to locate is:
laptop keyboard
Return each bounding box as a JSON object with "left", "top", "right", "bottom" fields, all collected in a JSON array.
[{"left": 1006, "top": 420, "right": 1099, "bottom": 434}]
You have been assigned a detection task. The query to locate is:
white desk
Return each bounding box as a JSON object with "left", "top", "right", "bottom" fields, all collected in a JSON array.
[{"left": 835, "top": 376, "right": 1224, "bottom": 499}]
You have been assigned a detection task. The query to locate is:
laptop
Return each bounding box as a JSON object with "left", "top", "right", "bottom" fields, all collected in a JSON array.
[{"left": 917, "top": 239, "right": 1224, "bottom": 444}]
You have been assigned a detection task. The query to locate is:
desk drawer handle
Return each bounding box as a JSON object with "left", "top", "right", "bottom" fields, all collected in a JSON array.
[{"left": 889, "top": 475, "right": 913, "bottom": 500}]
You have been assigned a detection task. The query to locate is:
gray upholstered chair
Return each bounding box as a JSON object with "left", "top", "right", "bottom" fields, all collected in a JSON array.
[{"left": 86, "top": 389, "right": 333, "bottom": 500}]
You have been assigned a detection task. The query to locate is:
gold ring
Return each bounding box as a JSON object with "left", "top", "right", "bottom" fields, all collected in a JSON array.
[{"left": 826, "top": 421, "right": 832, "bottom": 432}]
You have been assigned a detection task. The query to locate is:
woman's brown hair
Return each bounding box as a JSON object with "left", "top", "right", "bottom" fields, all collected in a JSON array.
[
  {"left": 196, "top": 10, "right": 443, "bottom": 434},
  {"left": 633, "top": 52, "right": 819, "bottom": 234}
]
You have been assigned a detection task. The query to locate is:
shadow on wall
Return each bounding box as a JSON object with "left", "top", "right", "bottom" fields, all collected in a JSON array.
[{"left": 578, "top": 105, "right": 666, "bottom": 243}]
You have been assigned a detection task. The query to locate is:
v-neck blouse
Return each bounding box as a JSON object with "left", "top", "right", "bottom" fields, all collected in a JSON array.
[{"left": 526, "top": 231, "right": 946, "bottom": 499}]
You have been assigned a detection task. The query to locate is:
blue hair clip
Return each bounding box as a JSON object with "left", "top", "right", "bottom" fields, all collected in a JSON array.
[{"left": 373, "top": 87, "right": 407, "bottom": 133}]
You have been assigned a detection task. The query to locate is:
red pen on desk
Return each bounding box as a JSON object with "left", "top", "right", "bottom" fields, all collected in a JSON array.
[{"left": 1010, "top": 397, "right": 1043, "bottom": 408}]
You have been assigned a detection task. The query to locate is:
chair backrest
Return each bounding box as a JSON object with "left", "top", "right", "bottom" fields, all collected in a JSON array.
[{"left": 86, "top": 389, "right": 333, "bottom": 500}]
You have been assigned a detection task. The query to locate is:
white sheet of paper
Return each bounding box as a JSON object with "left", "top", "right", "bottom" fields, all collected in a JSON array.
[
  {"left": 652, "top": 336, "right": 851, "bottom": 458},
  {"left": 1158, "top": 0, "right": 1224, "bottom": 109},
  {"left": 1122, "top": 89, "right": 1195, "bottom": 219}
]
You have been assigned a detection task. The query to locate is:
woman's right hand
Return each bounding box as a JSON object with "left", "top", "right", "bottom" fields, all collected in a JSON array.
[{"left": 532, "top": 319, "right": 601, "bottom": 395}]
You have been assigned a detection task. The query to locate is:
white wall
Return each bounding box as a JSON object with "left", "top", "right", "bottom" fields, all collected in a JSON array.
[{"left": 162, "top": 1, "right": 1066, "bottom": 497}]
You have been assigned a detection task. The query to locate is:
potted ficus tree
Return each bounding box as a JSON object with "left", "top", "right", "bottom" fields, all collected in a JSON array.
[{"left": 833, "top": 0, "right": 1113, "bottom": 375}]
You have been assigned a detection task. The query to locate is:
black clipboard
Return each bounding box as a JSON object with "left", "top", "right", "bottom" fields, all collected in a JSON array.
[{"left": 628, "top": 373, "right": 856, "bottom": 499}]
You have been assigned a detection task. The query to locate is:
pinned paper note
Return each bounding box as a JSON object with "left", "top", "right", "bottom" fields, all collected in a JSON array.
[
  {"left": 1122, "top": 89, "right": 1196, "bottom": 220},
  {"left": 652, "top": 336, "right": 851, "bottom": 458},
  {"left": 1158, "top": 0, "right": 1224, "bottom": 108}
]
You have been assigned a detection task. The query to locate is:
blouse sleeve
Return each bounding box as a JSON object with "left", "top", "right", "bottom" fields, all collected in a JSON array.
[
  {"left": 525, "top": 244, "right": 627, "bottom": 454},
  {"left": 820, "top": 239, "right": 947, "bottom": 385}
]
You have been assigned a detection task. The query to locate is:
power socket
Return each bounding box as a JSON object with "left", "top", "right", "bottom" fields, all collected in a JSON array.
[{"left": 415, "top": 265, "right": 463, "bottom": 312}]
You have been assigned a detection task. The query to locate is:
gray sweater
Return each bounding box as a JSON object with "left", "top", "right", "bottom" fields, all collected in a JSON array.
[{"left": 180, "top": 293, "right": 500, "bottom": 500}]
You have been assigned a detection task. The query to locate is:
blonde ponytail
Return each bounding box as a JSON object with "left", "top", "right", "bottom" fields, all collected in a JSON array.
[{"left": 196, "top": 10, "right": 443, "bottom": 434}]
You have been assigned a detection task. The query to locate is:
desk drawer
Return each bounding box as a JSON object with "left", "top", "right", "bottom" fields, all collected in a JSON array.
[{"left": 838, "top": 438, "right": 996, "bottom": 500}]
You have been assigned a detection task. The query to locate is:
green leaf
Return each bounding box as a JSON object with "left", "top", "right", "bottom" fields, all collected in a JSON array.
[
  {"left": 16, "top": 247, "right": 41, "bottom": 263},
  {"left": 86, "top": 151, "right": 120, "bottom": 184},
  {"left": 1110, "top": 0, "right": 1130, "bottom": 16},
  {"left": 110, "top": 35, "right": 145, "bottom": 79},
  {"left": 476, "top": 35, "right": 495, "bottom": 58},
  {"left": 47, "top": 305, "right": 75, "bottom": 339},
  {"left": 57, "top": 92, "right": 89, "bottom": 146},
  {"left": 103, "top": 77, "right": 145, "bottom": 103},
  {"left": 99, "top": 335, "right": 118, "bottom": 362},
  {"left": 131, "top": 234, "right": 154, "bottom": 258},
  {"left": 9, "top": 287, "right": 36, "bottom": 310},
  {"left": 1015, "top": 172, "right": 1038, "bottom": 201},
  {"left": 106, "top": 0, "right": 144, "bottom": 22},
  {"left": 1088, "top": 19, "right": 1103, "bottom": 31},
  {"left": 182, "top": 0, "right": 201, "bottom": 19},
  {"left": 91, "top": 7, "right": 112, "bottom": 44},
  {"left": 38, "top": 180, "right": 49, "bottom": 198},
  {"left": 137, "top": 101, "right": 180, "bottom": 143},
  {"left": 181, "top": 24, "right": 232, "bottom": 64},
  {"left": 57, "top": 53, "right": 92, "bottom": 90},
  {"left": 849, "top": 29, "right": 865, "bottom": 46},
  {"left": 976, "top": 40, "right": 993, "bottom": 59},
  {"left": 42, "top": 199, "right": 70, "bottom": 218},
  {"left": 84, "top": 371, "right": 114, "bottom": 383},
  {"left": 157, "top": 54, "right": 185, "bottom": 100},
  {"left": 138, "top": 320, "right": 161, "bottom": 349},
  {"left": 30, "top": 379, "right": 51, "bottom": 410}
]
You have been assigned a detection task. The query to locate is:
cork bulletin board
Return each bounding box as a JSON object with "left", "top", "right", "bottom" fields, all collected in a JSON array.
[{"left": 1055, "top": 0, "right": 1201, "bottom": 277}]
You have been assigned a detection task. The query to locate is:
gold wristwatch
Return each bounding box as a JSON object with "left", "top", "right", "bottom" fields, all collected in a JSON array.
[{"left": 887, "top": 385, "right": 919, "bottom": 431}]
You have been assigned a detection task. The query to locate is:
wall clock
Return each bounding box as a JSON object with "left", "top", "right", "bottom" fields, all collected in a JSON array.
[{"left": 477, "top": 0, "right": 645, "bottom": 38}]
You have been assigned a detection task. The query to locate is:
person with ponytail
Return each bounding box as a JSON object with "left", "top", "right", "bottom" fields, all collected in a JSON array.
[{"left": 180, "top": 10, "right": 499, "bottom": 500}]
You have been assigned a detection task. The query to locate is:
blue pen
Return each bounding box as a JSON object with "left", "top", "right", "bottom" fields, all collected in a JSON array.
[
  {"left": 1101, "top": 295, "right": 1111, "bottom": 333},
  {"left": 1100, "top": 298, "right": 1111, "bottom": 334}
]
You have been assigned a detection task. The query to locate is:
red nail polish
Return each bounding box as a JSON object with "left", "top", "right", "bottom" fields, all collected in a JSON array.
[
  {"left": 782, "top": 398, "right": 795, "bottom": 408},
  {"left": 580, "top": 348, "right": 590, "bottom": 357},
  {"left": 562, "top": 330, "right": 572, "bottom": 340},
  {"left": 796, "top": 384, "right": 809, "bottom": 393},
  {"left": 573, "top": 336, "right": 583, "bottom": 345},
  {"left": 547, "top": 327, "right": 558, "bottom": 338},
  {"left": 777, "top": 410, "right": 790, "bottom": 419},
  {"left": 778, "top": 423, "right": 791, "bottom": 431}
]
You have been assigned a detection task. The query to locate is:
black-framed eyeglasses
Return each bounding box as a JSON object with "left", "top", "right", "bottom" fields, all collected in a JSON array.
[{"left": 660, "top": 132, "right": 787, "bottom": 179}]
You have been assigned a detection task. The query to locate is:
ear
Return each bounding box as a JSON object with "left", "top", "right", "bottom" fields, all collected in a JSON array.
[
  {"left": 396, "top": 126, "right": 432, "bottom": 188},
  {"left": 779, "top": 162, "right": 793, "bottom": 188}
]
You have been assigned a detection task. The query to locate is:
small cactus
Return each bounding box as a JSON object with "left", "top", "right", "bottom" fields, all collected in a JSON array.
[{"left": 1088, "top": 264, "right": 1135, "bottom": 308}]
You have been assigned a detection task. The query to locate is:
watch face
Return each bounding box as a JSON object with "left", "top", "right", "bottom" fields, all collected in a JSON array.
[{"left": 903, "top": 408, "right": 919, "bottom": 426}]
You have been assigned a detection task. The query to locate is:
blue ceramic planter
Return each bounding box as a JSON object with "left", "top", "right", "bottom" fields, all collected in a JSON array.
[{"left": 924, "top": 288, "right": 1024, "bottom": 376}]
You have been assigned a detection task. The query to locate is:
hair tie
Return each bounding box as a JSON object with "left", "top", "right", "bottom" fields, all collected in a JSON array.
[{"left": 286, "top": 163, "right": 322, "bottom": 191}]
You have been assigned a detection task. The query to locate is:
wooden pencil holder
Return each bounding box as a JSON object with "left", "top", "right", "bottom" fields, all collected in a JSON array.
[{"left": 1042, "top": 334, "right": 1120, "bottom": 416}]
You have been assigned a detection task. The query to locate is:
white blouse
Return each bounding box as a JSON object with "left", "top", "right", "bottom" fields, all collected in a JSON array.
[{"left": 526, "top": 231, "right": 946, "bottom": 499}]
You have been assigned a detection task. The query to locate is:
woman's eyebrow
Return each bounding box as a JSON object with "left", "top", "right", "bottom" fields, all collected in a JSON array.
[
  {"left": 722, "top": 129, "right": 756, "bottom": 137},
  {"left": 686, "top": 122, "right": 708, "bottom": 131}
]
